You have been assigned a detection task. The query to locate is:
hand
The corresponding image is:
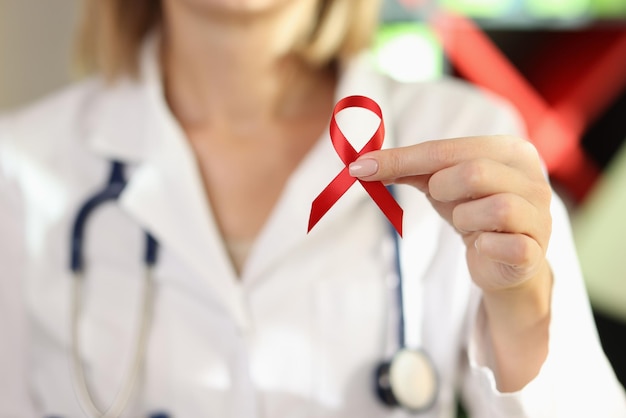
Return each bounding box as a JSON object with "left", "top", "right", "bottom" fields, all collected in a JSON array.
[
  {"left": 349, "top": 135, "right": 553, "bottom": 391},
  {"left": 349, "top": 135, "right": 552, "bottom": 293}
]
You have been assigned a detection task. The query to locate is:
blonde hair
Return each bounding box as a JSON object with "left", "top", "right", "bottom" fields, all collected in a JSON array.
[{"left": 76, "top": 0, "right": 382, "bottom": 79}]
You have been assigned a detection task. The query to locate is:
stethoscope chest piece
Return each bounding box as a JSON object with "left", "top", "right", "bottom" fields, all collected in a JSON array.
[{"left": 375, "top": 348, "right": 438, "bottom": 412}]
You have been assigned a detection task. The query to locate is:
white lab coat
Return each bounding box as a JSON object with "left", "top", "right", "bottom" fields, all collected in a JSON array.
[{"left": 1, "top": 38, "right": 625, "bottom": 418}]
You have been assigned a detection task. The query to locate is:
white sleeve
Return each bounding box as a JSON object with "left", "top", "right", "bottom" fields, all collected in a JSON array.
[
  {"left": 0, "top": 120, "right": 37, "bottom": 417},
  {"left": 445, "top": 95, "right": 626, "bottom": 417},
  {"left": 461, "top": 190, "right": 626, "bottom": 417}
]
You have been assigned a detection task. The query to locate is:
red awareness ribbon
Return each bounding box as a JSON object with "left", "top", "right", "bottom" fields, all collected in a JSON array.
[{"left": 307, "top": 95, "right": 403, "bottom": 236}]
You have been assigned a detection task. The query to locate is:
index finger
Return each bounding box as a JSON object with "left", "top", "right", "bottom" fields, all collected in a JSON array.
[{"left": 349, "top": 135, "right": 540, "bottom": 181}]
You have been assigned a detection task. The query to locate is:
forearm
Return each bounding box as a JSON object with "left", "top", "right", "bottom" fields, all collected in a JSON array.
[{"left": 482, "top": 260, "right": 553, "bottom": 392}]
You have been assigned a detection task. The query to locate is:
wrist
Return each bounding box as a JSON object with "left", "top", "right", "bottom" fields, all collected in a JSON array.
[
  {"left": 480, "top": 260, "right": 553, "bottom": 392},
  {"left": 482, "top": 259, "right": 553, "bottom": 336}
]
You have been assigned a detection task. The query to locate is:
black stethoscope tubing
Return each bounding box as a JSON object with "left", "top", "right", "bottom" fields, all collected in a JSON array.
[
  {"left": 373, "top": 194, "right": 439, "bottom": 413},
  {"left": 69, "top": 160, "right": 437, "bottom": 417},
  {"left": 69, "top": 161, "right": 159, "bottom": 418},
  {"left": 70, "top": 160, "right": 159, "bottom": 274}
]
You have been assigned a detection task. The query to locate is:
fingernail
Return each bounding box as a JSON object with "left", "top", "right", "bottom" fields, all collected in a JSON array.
[
  {"left": 474, "top": 238, "right": 480, "bottom": 254},
  {"left": 349, "top": 159, "right": 378, "bottom": 177}
]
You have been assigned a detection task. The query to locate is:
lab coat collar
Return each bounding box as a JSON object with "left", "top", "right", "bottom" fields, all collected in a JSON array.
[{"left": 82, "top": 36, "right": 401, "bottom": 328}]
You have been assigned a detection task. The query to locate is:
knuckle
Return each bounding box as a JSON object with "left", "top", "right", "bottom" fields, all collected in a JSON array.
[
  {"left": 506, "top": 137, "right": 540, "bottom": 164},
  {"left": 427, "top": 139, "right": 457, "bottom": 165},
  {"left": 381, "top": 150, "right": 404, "bottom": 179},
  {"left": 510, "top": 137, "right": 537, "bottom": 155},
  {"left": 536, "top": 181, "right": 553, "bottom": 205},
  {"left": 460, "top": 160, "right": 487, "bottom": 193},
  {"left": 525, "top": 141, "right": 541, "bottom": 160},
  {"left": 490, "top": 196, "right": 515, "bottom": 231},
  {"left": 511, "top": 237, "right": 535, "bottom": 267},
  {"left": 517, "top": 138, "right": 539, "bottom": 158},
  {"left": 527, "top": 181, "right": 552, "bottom": 215},
  {"left": 496, "top": 134, "right": 518, "bottom": 149}
]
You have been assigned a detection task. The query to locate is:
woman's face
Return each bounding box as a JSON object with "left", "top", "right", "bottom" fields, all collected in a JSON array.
[{"left": 163, "top": 0, "right": 321, "bottom": 57}]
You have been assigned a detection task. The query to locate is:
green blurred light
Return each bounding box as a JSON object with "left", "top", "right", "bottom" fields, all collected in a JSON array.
[
  {"left": 373, "top": 23, "right": 443, "bottom": 83},
  {"left": 590, "top": 0, "right": 626, "bottom": 17},
  {"left": 573, "top": 140, "right": 626, "bottom": 322},
  {"left": 439, "top": 0, "right": 514, "bottom": 18},
  {"left": 525, "top": 0, "right": 590, "bottom": 19}
]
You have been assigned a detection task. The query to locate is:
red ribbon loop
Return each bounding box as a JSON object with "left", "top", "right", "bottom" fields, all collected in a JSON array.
[{"left": 308, "top": 95, "right": 403, "bottom": 236}]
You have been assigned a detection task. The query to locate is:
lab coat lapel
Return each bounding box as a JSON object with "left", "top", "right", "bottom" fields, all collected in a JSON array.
[
  {"left": 118, "top": 114, "right": 251, "bottom": 329},
  {"left": 85, "top": 37, "right": 251, "bottom": 329}
]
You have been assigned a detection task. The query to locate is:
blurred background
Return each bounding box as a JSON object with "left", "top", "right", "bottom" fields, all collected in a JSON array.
[{"left": 1, "top": 0, "right": 625, "bottom": 395}]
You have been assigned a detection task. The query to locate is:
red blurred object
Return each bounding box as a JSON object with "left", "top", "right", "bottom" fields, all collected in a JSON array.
[{"left": 432, "top": 12, "right": 626, "bottom": 202}]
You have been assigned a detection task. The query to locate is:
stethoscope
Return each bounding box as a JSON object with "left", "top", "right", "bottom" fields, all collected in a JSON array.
[
  {"left": 70, "top": 161, "right": 159, "bottom": 418},
  {"left": 68, "top": 160, "right": 438, "bottom": 417}
]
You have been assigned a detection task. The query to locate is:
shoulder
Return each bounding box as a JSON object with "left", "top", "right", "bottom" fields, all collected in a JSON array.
[
  {"left": 390, "top": 76, "right": 513, "bottom": 118},
  {"left": 342, "top": 54, "right": 527, "bottom": 147},
  {"left": 0, "top": 78, "right": 105, "bottom": 140},
  {"left": 0, "top": 78, "right": 104, "bottom": 174},
  {"left": 0, "top": 75, "right": 148, "bottom": 179},
  {"left": 395, "top": 77, "right": 527, "bottom": 147}
]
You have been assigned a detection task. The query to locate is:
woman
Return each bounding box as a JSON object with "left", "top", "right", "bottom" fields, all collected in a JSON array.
[{"left": 0, "top": 0, "right": 624, "bottom": 417}]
